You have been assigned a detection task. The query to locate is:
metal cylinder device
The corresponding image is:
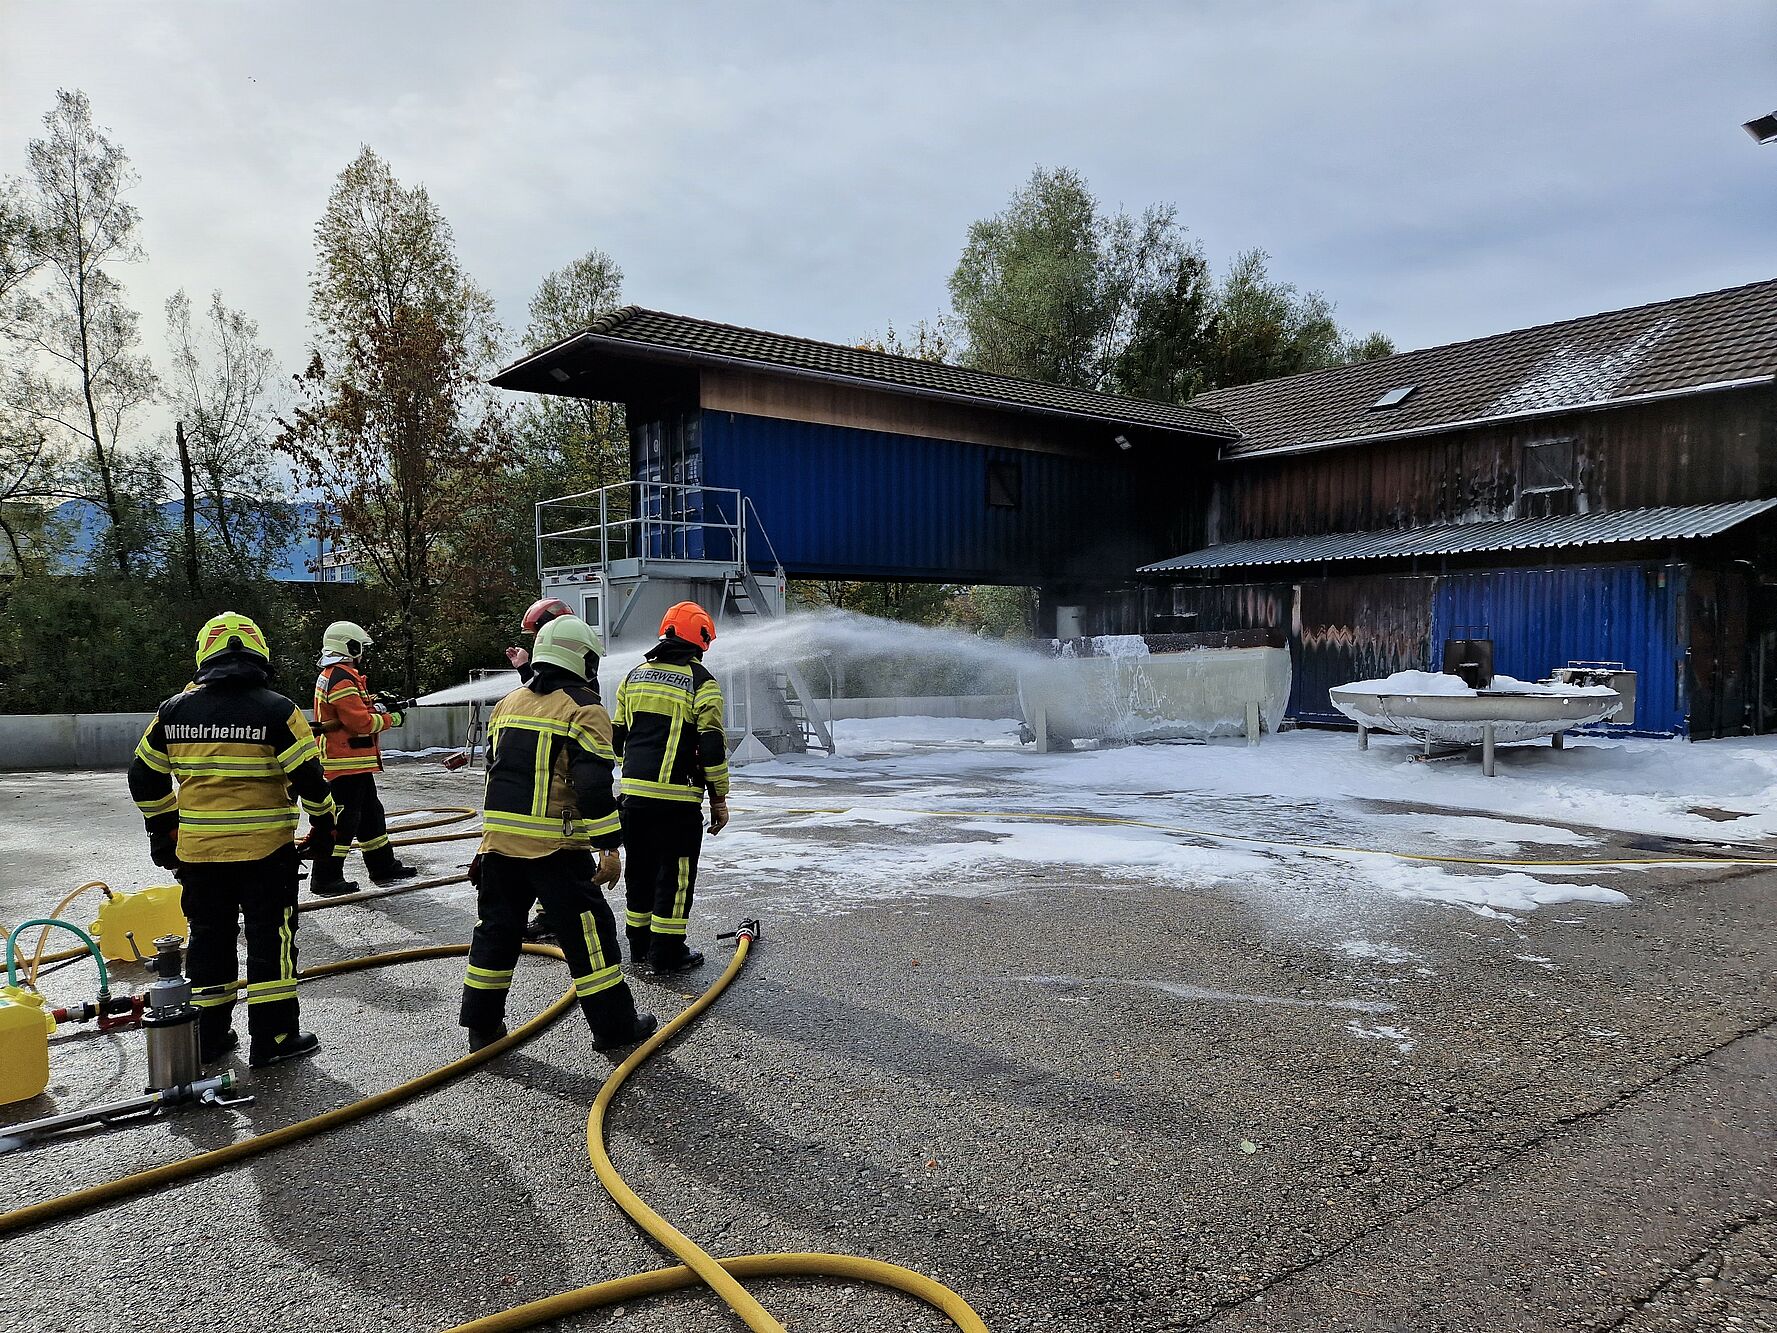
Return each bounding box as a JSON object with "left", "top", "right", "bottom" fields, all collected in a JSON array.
[{"left": 140, "top": 935, "right": 200, "bottom": 1093}]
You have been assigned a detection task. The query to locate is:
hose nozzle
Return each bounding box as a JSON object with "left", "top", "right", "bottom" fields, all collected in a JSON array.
[{"left": 717, "top": 919, "right": 761, "bottom": 944}]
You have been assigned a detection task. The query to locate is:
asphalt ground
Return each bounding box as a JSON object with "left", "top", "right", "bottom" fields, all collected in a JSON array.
[{"left": 1, "top": 746, "right": 1774, "bottom": 1333}]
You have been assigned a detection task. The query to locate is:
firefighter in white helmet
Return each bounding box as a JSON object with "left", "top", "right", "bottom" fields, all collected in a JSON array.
[{"left": 311, "top": 620, "right": 417, "bottom": 895}]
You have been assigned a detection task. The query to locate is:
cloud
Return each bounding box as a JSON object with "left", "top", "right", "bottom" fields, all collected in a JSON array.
[{"left": 0, "top": 0, "right": 1771, "bottom": 402}]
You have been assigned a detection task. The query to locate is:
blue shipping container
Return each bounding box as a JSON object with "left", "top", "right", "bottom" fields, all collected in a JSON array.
[
  {"left": 1431, "top": 562, "right": 1688, "bottom": 735},
  {"left": 697, "top": 411, "right": 1143, "bottom": 583}
]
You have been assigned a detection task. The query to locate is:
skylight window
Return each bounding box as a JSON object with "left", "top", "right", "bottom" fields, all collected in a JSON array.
[{"left": 1371, "top": 385, "right": 1417, "bottom": 409}]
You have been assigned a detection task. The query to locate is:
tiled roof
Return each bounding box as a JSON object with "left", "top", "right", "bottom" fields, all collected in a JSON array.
[
  {"left": 1194, "top": 279, "right": 1777, "bottom": 457},
  {"left": 496, "top": 307, "right": 1237, "bottom": 439},
  {"left": 1139, "top": 499, "right": 1777, "bottom": 573}
]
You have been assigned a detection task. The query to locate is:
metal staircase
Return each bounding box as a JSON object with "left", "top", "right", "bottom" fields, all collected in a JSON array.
[{"left": 726, "top": 567, "right": 835, "bottom": 755}]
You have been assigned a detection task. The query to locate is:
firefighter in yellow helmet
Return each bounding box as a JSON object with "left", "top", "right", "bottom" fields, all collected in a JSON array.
[
  {"left": 461, "top": 615, "right": 656, "bottom": 1052},
  {"left": 612, "top": 601, "right": 730, "bottom": 975},
  {"left": 311, "top": 620, "right": 416, "bottom": 895},
  {"left": 126, "top": 613, "right": 337, "bottom": 1068}
]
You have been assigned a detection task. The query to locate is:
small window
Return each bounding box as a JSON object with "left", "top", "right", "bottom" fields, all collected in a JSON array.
[
  {"left": 580, "top": 593, "right": 602, "bottom": 631},
  {"left": 986, "top": 459, "right": 1022, "bottom": 509},
  {"left": 1521, "top": 438, "right": 1576, "bottom": 494},
  {"left": 1371, "top": 385, "right": 1416, "bottom": 409}
]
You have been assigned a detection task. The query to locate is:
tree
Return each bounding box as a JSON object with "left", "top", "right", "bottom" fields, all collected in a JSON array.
[
  {"left": 164, "top": 289, "right": 294, "bottom": 579},
  {"left": 0, "top": 179, "right": 54, "bottom": 572},
  {"left": 11, "top": 90, "right": 159, "bottom": 575},
  {"left": 948, "top": 167, "right": 1194, "bottom": 391},
  {"left": 947, "top": 168, "right": 1393, "bottom": 402},
  {"left": 278, "top": 147, "right": 509, "bottom": 694},
  {"left": 856, "top": 317, "right": 958, "bottom": 364},
  {"left": 513, "top": 250, "right": 628, "bottom": 495}
]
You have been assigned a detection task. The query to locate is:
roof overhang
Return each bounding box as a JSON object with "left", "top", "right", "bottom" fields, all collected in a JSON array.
[
  {"left": 1139, "top": 498, "right": 1777, "bottom": 575},
  {"left": 493, "top": 331, "right": 1234, "bottom": 442}
]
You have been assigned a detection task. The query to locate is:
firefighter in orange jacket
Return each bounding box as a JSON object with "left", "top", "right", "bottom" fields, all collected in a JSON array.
[{"left": 311, "top": 620, "right": 417, "bottom": 895}]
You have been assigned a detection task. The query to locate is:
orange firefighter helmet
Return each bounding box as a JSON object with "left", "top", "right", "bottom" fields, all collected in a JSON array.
[{"left": 658, "top": 601, "right": 716, "bottom": 650}]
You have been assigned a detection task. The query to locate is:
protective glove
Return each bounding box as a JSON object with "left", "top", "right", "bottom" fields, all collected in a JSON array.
[
  {"left": 384, "top": 710, "right": 405, "bottom": 728},
  {"left": 295, "top": 816, "right": 336, "bottom": 861},
  {"left": 467, "top": 853, "right": 484, "bottom": 887},
  {"left": 148, "top": 830, "right": 180, "bottom": 871},
  {"left": 591, "top": 848, "right": 621, "bottom": 887},
  {"left": 707, "top": 797, "right": 729, "bottom": 836}
]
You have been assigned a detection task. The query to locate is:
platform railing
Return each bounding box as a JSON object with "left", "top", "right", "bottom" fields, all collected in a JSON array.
[{"left": 536, "top": 481, "right": 747, "bottom": 578}]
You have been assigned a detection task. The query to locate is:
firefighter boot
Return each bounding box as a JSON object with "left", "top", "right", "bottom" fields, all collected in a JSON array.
[
  {"left": 309, "top": 858, "right": 360, "bottom": 897},
  {"left": 366, "top": 850, "right": 419, "bottom": 886},
  {"left": 249, "top": 1030, "right": 320, "bottom": 1069},
  {"left": 625, "top": 929, "right": 650, "bottom": 971},
  {"left": 468, "top": 1022, "right": 507, "bottom": 1053},
  {"left": 201, "top": 1029, "right": 239, "bottom": 1064},
  {"left": 648, "top": 947, "right": 705, "bottom": 977},
  {"left": 592, "top": 1012, "right": 659, "bottom": 1053}
]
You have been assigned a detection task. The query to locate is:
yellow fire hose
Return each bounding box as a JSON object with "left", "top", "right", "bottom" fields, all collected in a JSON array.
[
  {"left": 7, "top": 806, "right": 483, "bottom": 977},
  {"left": 444, "top": 928, "right": 990, "bottom": 1333},
  {"left": 2, "top": 916, "right": 991, "bottom": 1330},
  {"left": 0, "top": 943, "right": 576, "bottom": 1239}
]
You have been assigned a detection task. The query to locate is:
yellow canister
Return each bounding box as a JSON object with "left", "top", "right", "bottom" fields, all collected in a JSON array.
[
  {"left": 0, "top": 986, "right": 54, "bottom": 1105},
  {"left": 90, "top": 884, "right": 187, "bottom": 962}
]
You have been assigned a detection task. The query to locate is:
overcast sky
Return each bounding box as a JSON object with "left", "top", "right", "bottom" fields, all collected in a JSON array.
[{"left": 1, "top": 1, "right": 1771, "bottom": 395}]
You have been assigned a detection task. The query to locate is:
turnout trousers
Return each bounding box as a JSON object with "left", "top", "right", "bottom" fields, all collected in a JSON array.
[
  {"left": 459, "top": 850, "right": 640, "bottom": 1044},
  {"left": 328, "top": 771, "right": 398, "bottom": 876},
  {"left": 181, "top": 847, "right": 301, "bottom": 1047},
  {"left": 621, "top": 799, "right": 704, "bottom": 966}
]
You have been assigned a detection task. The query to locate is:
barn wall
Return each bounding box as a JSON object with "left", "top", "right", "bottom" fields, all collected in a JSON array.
[{"left": 1210, "top": 389, "right": 1777, "bottom": 542}]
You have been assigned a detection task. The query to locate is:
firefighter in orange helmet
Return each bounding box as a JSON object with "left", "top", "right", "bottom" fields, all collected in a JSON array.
[
  {"left": 611, "top": 601, "right": 729, "bottom": 974},
  {"left": 311, "top": 620, "right": 417, "bottom": 895}
]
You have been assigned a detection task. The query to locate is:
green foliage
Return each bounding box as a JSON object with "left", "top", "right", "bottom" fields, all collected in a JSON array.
[
  {"left": 947, "top": 167, "right": 1393, "bottom": 402},
  {"left": 0, "top": 571, "right": 387, "bottom": 714},
  {"left": 279, "top": 147, "right": 512, "bottom": 696}
]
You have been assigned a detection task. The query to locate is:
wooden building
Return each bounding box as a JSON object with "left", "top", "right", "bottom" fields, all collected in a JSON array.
[{"left": 1144, "top": 279, "right": 1777, "bottom": 737}]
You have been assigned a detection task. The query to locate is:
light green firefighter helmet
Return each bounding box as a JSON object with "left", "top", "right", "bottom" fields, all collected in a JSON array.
[{"left": 531, "top": 615, "right": 604, "bottom": 679}]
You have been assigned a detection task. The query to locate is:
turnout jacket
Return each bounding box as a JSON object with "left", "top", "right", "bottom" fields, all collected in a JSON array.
[
  {"left": 479, "top": 666, "right": 623, "bottom": 858},
  {"left": 612, "top": 640, "right": 730, "bottom": 805},
  {"left": 128, "top": 659, "right": 337, "bottom": 864},
  {"left": 314, "top": 659, "right": 393, "bottom": 777}
]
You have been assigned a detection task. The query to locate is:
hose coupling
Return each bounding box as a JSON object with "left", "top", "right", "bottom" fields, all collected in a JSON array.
[{"left": 717, "top": 919, "right": 761, "bottom": 945}]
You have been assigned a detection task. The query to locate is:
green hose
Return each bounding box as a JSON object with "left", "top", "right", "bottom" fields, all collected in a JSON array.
[{"left": 5, "top": 919, "right": 106, "bottom": 991}]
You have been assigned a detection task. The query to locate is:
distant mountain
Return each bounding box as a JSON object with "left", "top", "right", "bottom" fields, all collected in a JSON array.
[{"left": 46, "top": 499, "right": 354, "bottom": 582}]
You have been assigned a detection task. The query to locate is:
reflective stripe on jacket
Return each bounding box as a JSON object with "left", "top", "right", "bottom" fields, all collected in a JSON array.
[
  {"left": 127, "top": 676, "right": 336, "bottom": 863},
  {"left": 314, "top": 661, "right": 389, "bottom": 776},
  {"left": 611, "top": 650, "right": 729, "bottom": 805},
  {"left": 478, "top": 674, "right": 622, "bottom": 859}
]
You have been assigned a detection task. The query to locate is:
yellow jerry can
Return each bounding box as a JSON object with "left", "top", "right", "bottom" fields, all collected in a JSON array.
[
  {"left": 90, "top": 883, "right": 187, "bottom": 962},
  {"left": 0, "top": 985, "right": 55, "bottom": 1105}
]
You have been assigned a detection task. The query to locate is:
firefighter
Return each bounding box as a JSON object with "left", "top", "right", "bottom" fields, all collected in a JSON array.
[
  {"left": 312, "top": 620, "right": 417, "bottom": 896},
  {"left": 504, "top": 596, "right": 571, "bottom": 682},
  {"left": 461, "top": 615, "right": 656, "bottom": 1052},
  {"left": 127, "top": 612, "right": 336, "bottom": 1068},
  {"left": 612, "top": 601, "right": 730, "bottom": 975},
  {"left": 504, "top": 595, "right": 573, "bottom": 943}
]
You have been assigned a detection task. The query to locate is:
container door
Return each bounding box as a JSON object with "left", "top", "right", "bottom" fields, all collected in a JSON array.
[{"left": 1688, "top": 565, "right": 1750, "bottom": 739}]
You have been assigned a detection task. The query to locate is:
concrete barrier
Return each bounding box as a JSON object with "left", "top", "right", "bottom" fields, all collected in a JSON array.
[{"left": 0, "top": 707, "right": 475, "bottom": 770}]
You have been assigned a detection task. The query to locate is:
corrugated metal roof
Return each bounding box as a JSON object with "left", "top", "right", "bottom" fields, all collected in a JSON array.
[
  {"left": 494, "top": 307, "right": 1238, "bottom": 439},
  {"left": 1139, "top": 499, "right": 1777, "bottom": 573},
  {"left": 1191, "top": 278, "right": 1777, "bottom": 457}
]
